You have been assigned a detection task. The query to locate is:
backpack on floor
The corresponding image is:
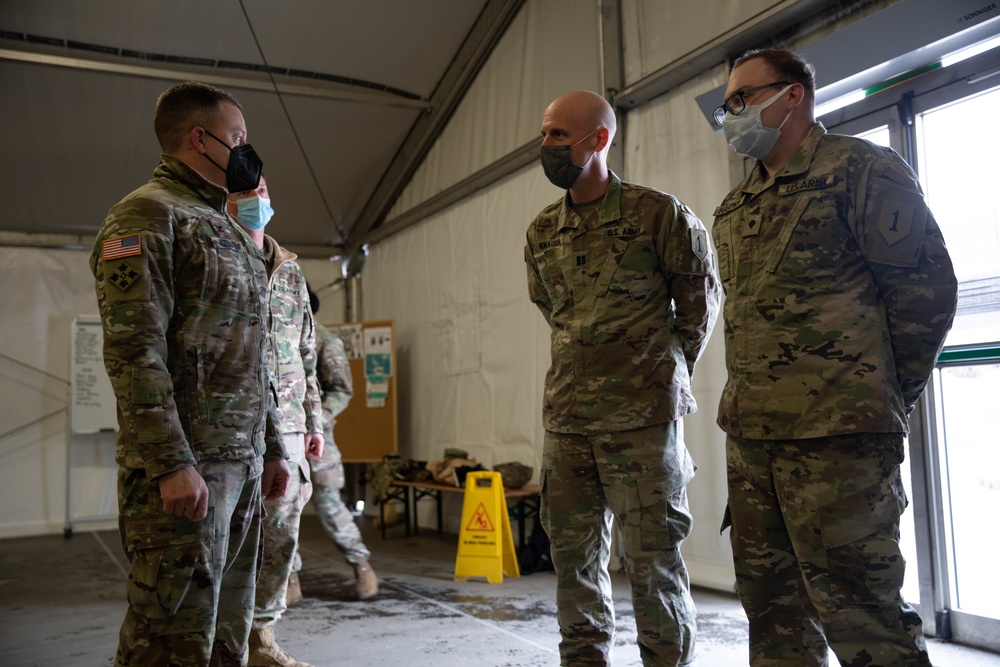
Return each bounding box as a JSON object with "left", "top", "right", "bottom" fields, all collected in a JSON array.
[{"left": 518, "top": 520, "right": 554, "bottom": 574}]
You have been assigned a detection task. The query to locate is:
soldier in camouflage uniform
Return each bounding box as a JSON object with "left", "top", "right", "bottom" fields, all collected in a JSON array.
[
  {"left": 305, "top": 288, "right": 379, "bottom": 600},
  {"left": 525, "top": 90, "right": 721, "bottom": 667},
  {"left": 229, "top": 177, "right": 322, "bottom": 667},
  {"left": 91, "top": 82, "right": 290, "bottom": 667},
  {"left": 712, "top": 49, "right": 958, "bottom": 666}
]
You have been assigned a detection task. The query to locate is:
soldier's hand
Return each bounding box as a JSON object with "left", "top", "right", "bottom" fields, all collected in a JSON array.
[
  {"left": 159, "top": 466, "right": 209, "bottom": 521},
  {"left": 305, "top": 433, "right": 325, "bottom": 460},
  {"left": 262, "top": 459, "right": 291, "bottom": 501}
]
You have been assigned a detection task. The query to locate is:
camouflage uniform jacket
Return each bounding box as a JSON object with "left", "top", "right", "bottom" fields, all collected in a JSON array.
[
  {"left": 91, "top": 155, "right": 287, "bottom": 480},
  {"left": 711, "top": 123, "right": 957, "bottom": 440},
  {"left": 315, "top": 323, "right": 354, "bottom": 446},
  {"left": 264, "top": 235, "right": 322, "bottom": 436},
  {"left": 525, "top": 172, "right": 721, "bottom": 435}
]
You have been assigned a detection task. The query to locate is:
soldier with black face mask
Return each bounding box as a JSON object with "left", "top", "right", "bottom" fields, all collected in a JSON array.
[
  {"left": 524, "top": 90, "right": 721, "bottom": 667},
  {"left": 92, "top": 81, "right": 290, "bottom": 667}
]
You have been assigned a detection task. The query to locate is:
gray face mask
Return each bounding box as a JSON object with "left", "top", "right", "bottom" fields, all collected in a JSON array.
[
  {"left": 540, "top": 131, "right": 595, "bottom": 189},
  {"left": 721, "top": 85, "right": 792, "bottom": 160}
]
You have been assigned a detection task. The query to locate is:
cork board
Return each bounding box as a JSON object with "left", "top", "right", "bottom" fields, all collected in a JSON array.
[{"left": 323, "top": 319, "right": 398, "bottom": 462}]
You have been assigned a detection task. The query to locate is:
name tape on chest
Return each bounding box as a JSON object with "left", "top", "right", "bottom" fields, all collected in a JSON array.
[{"left": 714, "top": 195, "right": 745, "bottom": 217}]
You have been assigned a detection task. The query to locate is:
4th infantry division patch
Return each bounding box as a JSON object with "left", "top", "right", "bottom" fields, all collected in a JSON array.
[{"left": 108, "top": 261, "right": 141, "bottom": 292}]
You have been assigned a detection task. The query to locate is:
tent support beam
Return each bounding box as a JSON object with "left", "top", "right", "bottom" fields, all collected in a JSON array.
[
  {"left": 365, "top": 138, "right": 539, "bottom": 246},
  {"left": 0, "top": 46, "right": 429, "bottom": 110},
  {"left": 599, "top": 0, "right": 626, "bottom": 178},
  {"left": 345, "top": 0, "right": 526, "bottom": 253}
]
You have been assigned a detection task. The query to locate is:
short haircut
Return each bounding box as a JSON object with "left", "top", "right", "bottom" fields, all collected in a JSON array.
[
  {"left": 153, "top": 81, "right": 242, "bottom": 152},
  {"left": 734, "top": 48, "right": 816, "bottom": 100}
]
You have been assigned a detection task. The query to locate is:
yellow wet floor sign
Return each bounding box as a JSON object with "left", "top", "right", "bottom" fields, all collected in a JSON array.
[{"left": 454, "top": 471, "right": 520, "bottom": 583}]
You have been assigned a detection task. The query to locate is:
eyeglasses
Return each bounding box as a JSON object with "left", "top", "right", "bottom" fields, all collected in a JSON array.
[{"left": 713, "top": 81, "right": 791, "bottom": 126}]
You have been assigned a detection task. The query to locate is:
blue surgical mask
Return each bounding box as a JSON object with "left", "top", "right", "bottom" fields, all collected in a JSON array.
[
  {"left": 722, "top": 85, "right": 793, "bottom": 160},
  {"left": 236, "top": 196, "right": 274, "bottom": 231}
]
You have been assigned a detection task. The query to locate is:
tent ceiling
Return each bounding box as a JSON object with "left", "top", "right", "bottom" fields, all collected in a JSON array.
[{"left": 0, "top": 0, "right": 521, "bottom": 258}]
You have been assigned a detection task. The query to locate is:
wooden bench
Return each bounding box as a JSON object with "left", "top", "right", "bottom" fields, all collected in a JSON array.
[{"left": 380, "top": 479, "right": 541, "bottom": 550}]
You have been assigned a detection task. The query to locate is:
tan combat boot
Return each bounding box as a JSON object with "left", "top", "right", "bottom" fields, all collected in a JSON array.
[
  {"left": 285, "top": 570, "right": 303, "bottom": 606},
  {"left": 353, "top": 559, "right": 379, "bottom": 600},
  {"left": 248, "top": 626, "right": 313, "bottom": 667}
]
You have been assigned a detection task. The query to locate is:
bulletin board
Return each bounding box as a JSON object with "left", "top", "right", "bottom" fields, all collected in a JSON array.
[{"left": 324, "top": 319, "right": 398, "bottom": 463}]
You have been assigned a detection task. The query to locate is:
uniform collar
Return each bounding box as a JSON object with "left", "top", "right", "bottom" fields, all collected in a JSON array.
[
  {"left": 155, "top": 154, "right": 230, "bottom": 214},
  {"left": 740, "top": 122, "right": 827, "bottom": 196},
  {"left": 556, "top": 171, "right": 622, "bottom": 231},
  {"left": 262, "top": 234, "right": 298, "bottom": 279}
]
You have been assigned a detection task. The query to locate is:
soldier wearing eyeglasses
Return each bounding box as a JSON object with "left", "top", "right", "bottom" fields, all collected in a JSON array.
[{"left": 711, "top": 49, "right": 957, "bottom": 666}]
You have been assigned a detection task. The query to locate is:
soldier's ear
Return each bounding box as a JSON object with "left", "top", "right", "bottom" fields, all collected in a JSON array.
[
  {"left": 787, "top": 82, "right": 806, "bottom": 111},
  {"left": 594, "top": 127, "right": 610, "bottom": 152}
]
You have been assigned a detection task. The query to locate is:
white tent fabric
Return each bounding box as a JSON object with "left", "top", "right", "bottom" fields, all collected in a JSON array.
[
  {"left": 0, "top": 247, "right": 113, "bottom": 537},
  {"left": 388, "top": 0, "right": 601, "bottom": 218},
  {"left": 626, "top": 67, "right": 739, "bottom": 588},
  {"left": 620, "top": 0, "right": 786, "bottom": 83}
]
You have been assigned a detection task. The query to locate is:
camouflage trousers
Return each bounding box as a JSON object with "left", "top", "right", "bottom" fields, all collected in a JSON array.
[
  {"left": 308, "top": 441, "right": 370, "bottom": 564},
  {"left": 541, "top": 422, "right": 697, "bottom": 667},
  {"left": 254, "top": 433, "right": 312, "bottom": 629},
  {"left": 724, "top": 433, "right": 931, "bottom": 667},
  {"left": 116, "top": 457, "right": 264, "bottom": 667}
]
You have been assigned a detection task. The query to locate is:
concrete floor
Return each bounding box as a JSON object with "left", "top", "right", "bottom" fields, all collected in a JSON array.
[{"left": 1, "top": 515, "right": 998, "bottom": 667}]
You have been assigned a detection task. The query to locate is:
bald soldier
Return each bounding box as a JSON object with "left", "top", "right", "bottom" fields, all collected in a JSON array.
[
  {"left": 525, "top": 90, "right": 721, "bottom": 666},
  {"left": 712, "top": 49, "right": 957, "bottom": 666}
]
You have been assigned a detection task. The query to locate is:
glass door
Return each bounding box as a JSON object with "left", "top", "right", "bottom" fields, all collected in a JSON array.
[{"left": 827, "top": 45, "right": 1000, "bottom": 652}]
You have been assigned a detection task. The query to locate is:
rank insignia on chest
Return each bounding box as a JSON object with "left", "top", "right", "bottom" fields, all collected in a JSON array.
[
  {"left": 101, "top": 234, "right": 141, "bottom": 260},
  {"left": 108, "top": 261, "right": 142, "bottom": 292},
  {"left": 214, "top": 237, "right": 242, "bottom": 251}
]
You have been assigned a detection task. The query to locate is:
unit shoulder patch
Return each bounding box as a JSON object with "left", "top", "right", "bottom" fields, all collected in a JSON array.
[
  {"left": 690, "top": 228, "right": 708, "bottom": 262},
  {"left": 876, "top": 198, "right": 915, "bottom": 246},
  {"left": 108, "top": 260, "right": 143, "bottom": 292},
  {"left": 866, "top": 184, "right": 927, "bottom": 267}
]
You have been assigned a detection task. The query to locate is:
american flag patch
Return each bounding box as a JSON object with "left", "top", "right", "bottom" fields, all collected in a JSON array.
[{"left": 102, "top": 234, "right": 142, "bottom": 260}]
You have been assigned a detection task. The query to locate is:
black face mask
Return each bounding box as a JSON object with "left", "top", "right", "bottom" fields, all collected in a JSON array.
[
  {"left": 540, "top": 145, "right": 583, "bottom": 189},
  {"left": 203, "top": 130, "right": 263, "bottom": 193},
  {"left": 539, "top": 130, "right": 596, "bottom": 190}
]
